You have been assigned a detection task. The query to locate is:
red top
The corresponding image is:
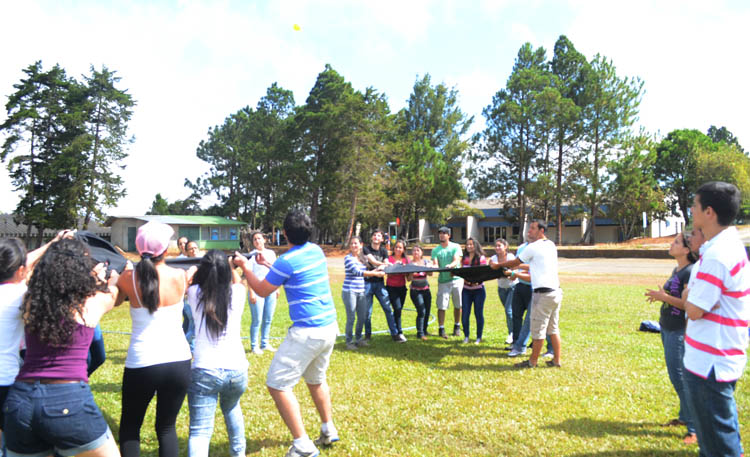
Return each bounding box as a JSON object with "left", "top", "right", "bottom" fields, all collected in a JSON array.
[{"left": 386, "top": 255, "right": 408, "bottom": 287}]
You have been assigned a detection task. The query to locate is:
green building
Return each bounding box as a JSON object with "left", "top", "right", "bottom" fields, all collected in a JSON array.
[{"left": 107, "top": 215, "right": 247, "bottom": 252}]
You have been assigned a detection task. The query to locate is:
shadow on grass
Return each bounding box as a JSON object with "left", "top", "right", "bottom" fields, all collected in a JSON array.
[
  {"left": 547, "top": 418, "right": 673, "bottom": 438},
  {"left": 91, "top": 382, "right": 123, "bottom": 393},
  {"left": 101, "top": 409, "right": 120, "bottom": 441},
  {"left": 340, "top": 334, "right": 517, "bottom": 370},
  {"left": 103, "top": 347, "right": 127, "bottom": 365},
  {"left": 566, "top": 451, "right": 692, "bottom": 457}
]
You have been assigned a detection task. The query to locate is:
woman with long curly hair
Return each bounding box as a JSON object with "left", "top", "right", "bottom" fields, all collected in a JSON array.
[
  {"left": 3, "top": 237, "right": 120, "bottom": 457},
  {"left": 1, "top": 231, "right": 71, "bottom": 451},
  {"left": 186, "top": 250, "right": 248, "bottom": 457},
  {"left": 115, "top": 221, "right": 192, "bottom": 457}
]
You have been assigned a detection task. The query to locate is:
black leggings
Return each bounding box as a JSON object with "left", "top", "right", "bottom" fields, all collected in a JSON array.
[
  {"left": 119, "top": 360, "right": 191, "bottom": 457},
  {"left": 386, "top": 285, "right": 407, "bottom": 334}
]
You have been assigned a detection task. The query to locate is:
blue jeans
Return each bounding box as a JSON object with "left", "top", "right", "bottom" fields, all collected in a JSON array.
[
  {"left": 497, "top": 286, "right": 514, "bottom": 337},
  {"left": 684, "top": 369, "right": 743, "bottom": 457},
  {"left": 188, "top": 368, "right": 248, "bottom": 457},
  {"left": 410, "top": 288, "right": 431, "bottom": 337},
  {"left": 512, "top": 284, "right": 552, "bottom": 353},
  {"left": 342, "top": 290, "right": 368, "bottom": 343},
  {"left": 364, "top": 280, "right": 398, "bottom": 337},
  {"left": 660, "top": 328, "right": 695, "bottom": 434},
  {"left": 250, "top": 292, "right": 278, "bottom": 349},
  {"left": 461, "top": 287, "right": 486, "bottom": 339},
  {"left": 183, "top": 303, "right": 195, "bottom": 351}
]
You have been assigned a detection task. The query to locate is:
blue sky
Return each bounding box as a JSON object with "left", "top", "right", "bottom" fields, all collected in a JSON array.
[{"left": 1, "top": 0, "right": 748, "bottom": 216}]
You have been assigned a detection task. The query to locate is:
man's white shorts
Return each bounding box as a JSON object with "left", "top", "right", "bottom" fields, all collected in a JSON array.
[
  {"left": 530, "top": 289, "right": 563, "bottom": 340},
  {"left": 266, "top": 322, "right": 338, "bottom": 391},
  {"left": 436, "top": 279, "right": 463, "bottom": 311}
]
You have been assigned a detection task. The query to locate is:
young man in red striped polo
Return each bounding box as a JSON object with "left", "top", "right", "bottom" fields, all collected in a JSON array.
[{"left": 684, "top": 181, "right": 749, "bottom": 457}]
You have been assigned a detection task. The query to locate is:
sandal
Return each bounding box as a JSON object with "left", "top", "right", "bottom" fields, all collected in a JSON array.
[
  {"left": 664, "top": 419, "right": 686, "bottom": 427},
  {"left": 546, "top": 360, "right": 561, "bottom": 368},
  {"left": 514, "top": 360, "right": 537, "bottom": 369}
]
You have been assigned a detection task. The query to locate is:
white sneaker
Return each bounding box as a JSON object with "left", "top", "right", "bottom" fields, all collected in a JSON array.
[
  {"left": 261, "top": 345, "right": 277, "bottom": 352},
  {"left": 251, "top": 347, "right": 263, "bottom": 355},
  {"left": 313, "top": 429, "right": 340, "bottom": 446},
  {"left": 505, "top": 334, "right": 514, "bottom": 344},
  {"left": 463, "top": 337, "right": 470, "bottom": 344},
  {"left": 475, "top": 338, "right": 482, "bottom": 345},
  {"left": 508, "top": 348, "right": 526, "bottom": 357},
  {"left": 284, "top": 444, "right": 319, "bottom": 457},
  {"left": 542, "top": 350, "right": 554, "bottom": 359}
]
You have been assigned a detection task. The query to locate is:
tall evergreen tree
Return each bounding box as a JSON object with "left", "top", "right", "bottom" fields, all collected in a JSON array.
[
  {"left": 578, "top": 54, "right": 643, "bottom": 244},
  {"left": 79, "top": 65, "right": 134, "bottom": 227},
  {"left": 549, "top": 35, "right": 588, "bottom": 242},
  {"left": 469, "top": 43, "right": 549, "bottom": 234},
  {"left": 1, "top": 61, "right": 81, "bottom": 246},
  {"left": 391, "top": 74, "right": 472, "bottom": 238},
  {"left": 294, "top": 64, "right": 357, "bottom": 241}
]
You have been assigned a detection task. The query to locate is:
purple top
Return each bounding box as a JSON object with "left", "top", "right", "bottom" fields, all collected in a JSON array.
[{"left": 16, "top": 324, "right": 94, "bottom": 382}]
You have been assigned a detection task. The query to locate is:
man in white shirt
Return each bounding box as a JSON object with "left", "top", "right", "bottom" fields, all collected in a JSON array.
[
  {"left": 683, "top": 181, "right": 749, "bottom": 457},
  {"left": 491, "top": 220, "right": 562, "bottom": 368}
]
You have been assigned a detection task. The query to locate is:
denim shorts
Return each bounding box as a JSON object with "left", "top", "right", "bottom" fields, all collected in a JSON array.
[{"left": 3, "top": 381, "right": 111, "bottom": 457}]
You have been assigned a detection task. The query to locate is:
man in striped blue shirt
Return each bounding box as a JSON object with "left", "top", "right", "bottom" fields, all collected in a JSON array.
[{"left": 236, "top": 210, "right": 338, "bottom": 457}]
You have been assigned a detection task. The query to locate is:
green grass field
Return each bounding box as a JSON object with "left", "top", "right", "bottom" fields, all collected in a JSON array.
[{"left": 91, "top": 265, "right": 749, "bottom": 457}]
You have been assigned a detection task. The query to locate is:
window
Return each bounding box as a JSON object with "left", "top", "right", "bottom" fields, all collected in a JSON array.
[
  {"left": 460, "top": 226, "right": 467, "bottom": 240},
  {"left": 211, "top": 228, "right": 219, "bottom": 240},
  {"left": 229, "top": 228, "right": 237, "bottom": 240},
  {"left": 483, "top": 226, "right": 506, "bottom": 243}
]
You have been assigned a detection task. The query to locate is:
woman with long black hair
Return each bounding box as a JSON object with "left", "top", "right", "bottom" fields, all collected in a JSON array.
[
  {"left": 186, "top": 250, "right": 248, "bottom": 457},
  {"left": 461, "top": 237, "right": 488, "bottom": 344},
  {"left": 115, "top": 221, "right": 192, "bottom": 457},
  {"left": 3, "top": 238, "right": 120, "bottom": 457}
]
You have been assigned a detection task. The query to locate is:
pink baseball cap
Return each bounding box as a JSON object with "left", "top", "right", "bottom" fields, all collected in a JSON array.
[{"left": 135, "top": 221, "right": 174, "bottom": 257}]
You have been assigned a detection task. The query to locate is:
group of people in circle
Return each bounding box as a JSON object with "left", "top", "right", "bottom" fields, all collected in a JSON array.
[
  {"left": 0, "top": 222, "right": 281, "bottom": 457},
  {"left": 340, "top": 226, "right": 537, "bottom": 353}
]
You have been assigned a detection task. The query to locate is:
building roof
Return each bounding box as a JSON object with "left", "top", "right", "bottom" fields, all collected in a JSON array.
[{"left": 106, "top": 215, "right": 246, "bottom": 226}]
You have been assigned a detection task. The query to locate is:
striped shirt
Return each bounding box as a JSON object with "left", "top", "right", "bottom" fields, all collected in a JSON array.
[
  {"left": 684, "top": 226, "right": 750, "bottom": 381},
  {"left": 343, "top": 254, "right": 367, "bottom": 293},
  {"left": 265, "top": 242, "right": 337, "bottom": 328}
]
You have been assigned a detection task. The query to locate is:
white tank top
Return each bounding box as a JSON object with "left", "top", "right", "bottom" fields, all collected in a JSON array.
[{"left": 125, "top": 273, "right": 192, "bottom": 368}]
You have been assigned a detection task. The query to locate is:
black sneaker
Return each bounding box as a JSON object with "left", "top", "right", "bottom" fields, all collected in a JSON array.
[
  {"left": 452, "top": 325, "right": 461, "bottom": 337},
  {"left": 439, "top": 328, "right": 448, "bottom": 339}
]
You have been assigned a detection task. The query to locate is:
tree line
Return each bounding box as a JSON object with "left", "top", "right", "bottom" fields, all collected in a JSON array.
[
  {"left": 184, "top": 35, "right": 748, "bottom": 244},
  {"left": 3, "top": 37, "right": 748, "bottom": 247},
  {"left": 1, "top": 61, "right": 134, "bottom": 246},
  {"left": 180, "top": 67, "right": 473, "bottom": 243}
]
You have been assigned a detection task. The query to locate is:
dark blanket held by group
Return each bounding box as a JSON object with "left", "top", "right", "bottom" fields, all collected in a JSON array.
[
  {"left": 75, "top": 231, "right": 256, "bottom": 272},
  {"left": 384, "top": 263, "right": 509, "bottom": 283}
]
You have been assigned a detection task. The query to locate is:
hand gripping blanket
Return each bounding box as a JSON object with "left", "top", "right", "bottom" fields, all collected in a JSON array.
[{"left": 383, "top": 263, "right": 509, "bottom": 283}]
